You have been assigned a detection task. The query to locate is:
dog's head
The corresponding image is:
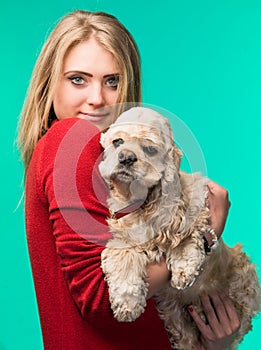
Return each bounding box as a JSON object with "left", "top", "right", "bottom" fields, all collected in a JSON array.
[{"left": 99, "top": 107, "right": 182, "bottom": 211}]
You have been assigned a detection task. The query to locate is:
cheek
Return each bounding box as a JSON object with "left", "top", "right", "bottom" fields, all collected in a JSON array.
[
  {"left": 153, "top": 156, "right": 166, "bottom": 174},
  {"left": 99, "top": 150, "right": 119, "bottom": 179},
  {"left": 53, "top": 86, "right": 82, "bottom": 119},
  {"left": 142, "top": 155, "right": 165, "bottom": 173},
  {"left": 53, "top": 93, "right": 70, "bottom": 120},
  {"left": 106, "top": 90, "right": 119, "bottom": 105}
]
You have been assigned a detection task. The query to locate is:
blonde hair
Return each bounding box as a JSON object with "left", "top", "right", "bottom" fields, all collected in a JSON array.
[{"left": 18, "top": 10, "right": 141, "bottom": 173}]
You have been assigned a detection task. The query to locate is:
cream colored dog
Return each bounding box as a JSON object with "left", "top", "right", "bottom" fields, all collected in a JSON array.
[{"left": 99, "top": 107, "right": 260, "bottom": 349}]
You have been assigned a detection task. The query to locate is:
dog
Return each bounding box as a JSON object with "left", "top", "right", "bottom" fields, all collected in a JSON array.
[{"left": 99, "top": 107, "right": 260, "bottom": 349}]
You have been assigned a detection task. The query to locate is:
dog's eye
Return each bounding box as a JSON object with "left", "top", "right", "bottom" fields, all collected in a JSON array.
[
  {"left": 143, "top": 146, "right": 158, "bottom": 156},
  {"left": 112, "top": 138, "right": 124, "bottom": 148}
]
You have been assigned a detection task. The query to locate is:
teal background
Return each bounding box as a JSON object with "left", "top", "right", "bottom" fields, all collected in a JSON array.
[{"left": 1, "top": 0, "right": 261, "bottom": 348}]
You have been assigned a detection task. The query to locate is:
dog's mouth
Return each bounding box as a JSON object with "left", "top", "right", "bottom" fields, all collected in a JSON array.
[
  {"left": 109, "top": 170, "right": 134, "bottom": 198},
  {"left": 109, "top": 170, "right": 149, "bottom": 202},
  {"left": 110, "top": 170, "right": 134, "bottom": 183}
]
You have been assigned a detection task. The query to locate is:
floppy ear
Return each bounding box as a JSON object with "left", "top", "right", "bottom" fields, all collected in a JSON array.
[
  {"left": 164, "top": 143, "right": 183, "bottom": 182},
  {"left": 158, "top": 142, "right": 183, "bottom": 209},
  {"left": 173, "top": 143, "right": 183, "bottom": 170},
  {"left": 100, "top": 131, "right": 110, "bottom": 149},
  {"left": 158, "top": 115, "right": 182, "bottom": 176}
]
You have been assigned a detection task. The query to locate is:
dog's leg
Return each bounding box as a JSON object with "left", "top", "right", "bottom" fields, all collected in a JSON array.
[
  {"left": 156, "top": 286, "right": 201, "bottom": 349},
  {"left": 167, "top": 233, "right": 206, "bottom": 290},
  {"left": 101, "top": 245, "right": 149, "bottom": 322}
]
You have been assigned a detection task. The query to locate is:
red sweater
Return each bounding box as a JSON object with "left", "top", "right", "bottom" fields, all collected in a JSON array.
[{"left": 25, "top": 118, "right": 171, "bottom": 350}]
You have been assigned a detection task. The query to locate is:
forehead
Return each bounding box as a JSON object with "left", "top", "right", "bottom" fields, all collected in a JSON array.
[
  {"left": 100, "top": 107, "right": 174, "bottom": 150},
  {"left": 106, "top": 123, "right": 164, "bottom": 144},
  {"left": 63, "top": 37, "right": 119, "bottom": 73},
  {"left": 108, "top": 107, "right": 173, "bottom": 143},
  {"left": 103, "top": 119, "right": 173, "bottom": 152}
]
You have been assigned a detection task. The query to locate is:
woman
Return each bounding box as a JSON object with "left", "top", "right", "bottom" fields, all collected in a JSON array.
[{"left": 18, "top": 10, "right": 239, "bottom": 350}]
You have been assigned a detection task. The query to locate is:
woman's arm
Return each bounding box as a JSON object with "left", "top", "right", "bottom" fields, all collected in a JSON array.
[
  {"left": 205, "top": 181, "right": 231, "bottom": 244},
  {"left": 28, "top": 118, "right": 113, "bottom": 323},
  {"left": 145, "top": 258, "right": 170, "bottom": 299}
]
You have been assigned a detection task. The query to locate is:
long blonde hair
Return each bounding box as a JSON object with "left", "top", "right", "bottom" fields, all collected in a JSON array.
[{"left": 18, "top": 10, "right": 141, "bottom": 173}]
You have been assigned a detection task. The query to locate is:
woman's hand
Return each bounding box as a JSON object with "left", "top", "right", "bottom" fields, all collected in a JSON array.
[
  {"left": 207, "top": 181, "right": 231, "bottom": 238},
  {"left": 188, "top": 291, "right": 240, "bottom": 350},
  {"left": 146, "top": 257, "right": 170, "bottom": 298}
]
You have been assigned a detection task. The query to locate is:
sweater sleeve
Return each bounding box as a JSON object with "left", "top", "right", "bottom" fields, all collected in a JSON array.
[{"left": 29, "top": 118, "right": 114, "bottom": 324}]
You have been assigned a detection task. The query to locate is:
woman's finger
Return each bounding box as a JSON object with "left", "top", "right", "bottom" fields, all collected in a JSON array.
[
  {"left": 200, "top": 293, "right": 223, "bottom": 335},
  {"left": 188, "top": 305, "right": 209, "bottom": 334},
  {"left": 189, "top": 292, "right": 241, "bottom": 350},
  {"left": 207, "top": 292, "right": 232, "bottom": 334},
  {"left": 216, "top": 291, "right": 241, "bottom": 332}
]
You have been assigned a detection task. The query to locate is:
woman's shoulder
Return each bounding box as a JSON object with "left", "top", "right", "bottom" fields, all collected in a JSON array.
[
  {"left": 37, "top": 118, "right": 101, "bottom": 152},
  {"left": 30, "top": 118, "right": 102, "bottom": 173},
  {"left": 45, "top": 117, "right": 100, "bottom": 142}
]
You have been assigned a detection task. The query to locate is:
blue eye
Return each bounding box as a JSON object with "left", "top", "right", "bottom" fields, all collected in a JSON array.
[
  {"left": 68, "top": 76, "right": 85, "bottom": 85},
  {"left": 105, "top": 75, "right": 119, "bottom": 89}
]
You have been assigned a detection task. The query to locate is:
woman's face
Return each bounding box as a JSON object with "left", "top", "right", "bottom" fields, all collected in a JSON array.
[{"left": 53, "top": 37, "right": 120, "bottom": 130}]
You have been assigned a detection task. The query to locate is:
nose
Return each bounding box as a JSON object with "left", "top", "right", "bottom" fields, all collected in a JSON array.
[
  {"left": 86, "top": 83, "right": 105, "bottom": 107},
  {"left": 118, "top": 150, "right": 138, "bottom": 166}
]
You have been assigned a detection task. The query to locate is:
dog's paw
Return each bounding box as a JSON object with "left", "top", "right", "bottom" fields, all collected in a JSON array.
[
  {"left": 110, "top": 285, "right": 147, "bottom": 322},
  {"left": 170, "top": 263, "right": 202, "bottom": 290},
  {"left": 168, "top": 243, "right": 206, "bottom": 290},
  {"left": 112, "top": 299, "right": 146, "bottom": 322},
  {"left": 171, "top": 272, "right": 197, "bottom": 289}
]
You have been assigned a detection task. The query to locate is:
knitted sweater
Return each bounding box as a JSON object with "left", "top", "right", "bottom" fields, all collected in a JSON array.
[{"left": 25, "top": 118, "right": 171, "bottom": 350}]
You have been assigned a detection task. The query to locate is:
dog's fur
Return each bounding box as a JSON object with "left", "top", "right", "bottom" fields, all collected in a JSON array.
[{"left": 99, "top": 107, "right": 260, "bottom": 349}]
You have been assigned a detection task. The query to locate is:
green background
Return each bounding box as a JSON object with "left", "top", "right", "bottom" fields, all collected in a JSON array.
[{"left": 1, "top": 0, "right": 261, "bottom": 348}]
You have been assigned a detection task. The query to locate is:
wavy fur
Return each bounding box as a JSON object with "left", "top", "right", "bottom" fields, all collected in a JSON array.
[{"left": 99, "top": 107, "right": 260, "bottom": 349}]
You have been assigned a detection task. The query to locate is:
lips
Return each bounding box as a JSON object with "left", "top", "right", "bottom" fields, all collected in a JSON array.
[{"left": 80, "top": 112, "right": 110, "bottom": 119}]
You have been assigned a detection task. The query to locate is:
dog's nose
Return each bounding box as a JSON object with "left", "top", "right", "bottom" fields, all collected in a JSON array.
[{"left": 118, "top": 150, "right": 138, "bottom": 166}]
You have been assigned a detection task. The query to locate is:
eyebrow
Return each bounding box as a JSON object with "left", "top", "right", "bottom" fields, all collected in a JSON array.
[{"left": 64, "top": 70, "right": 119, "bottom": 78}]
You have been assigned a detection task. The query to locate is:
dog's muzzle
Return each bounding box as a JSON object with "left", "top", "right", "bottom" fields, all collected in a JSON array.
[{"left": 118, "top": 150, "right": 138, "bottom": 167}]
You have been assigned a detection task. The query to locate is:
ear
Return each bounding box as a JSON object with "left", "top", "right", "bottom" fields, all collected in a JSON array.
[
  {"left": 173, "top": 143, "right": 183, "bottom": 170},
  {"left": 159, "top": 142, "right": 182, "bottom": 208},
  {"left": 164, "top": 143, "right": 183, "bottom": 182},
  {"left": 100, "top": 131, "right": 107, "bottom": 149}
]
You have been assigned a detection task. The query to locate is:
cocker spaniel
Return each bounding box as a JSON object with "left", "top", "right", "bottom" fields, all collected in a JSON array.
[{"left": 99, "top": 107, "right": 260, "bottom": 349}]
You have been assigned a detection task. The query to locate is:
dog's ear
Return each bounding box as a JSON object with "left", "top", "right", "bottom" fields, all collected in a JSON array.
[
  {"left": 174, "top": 143, "right": 183, "bottom": 170},
  {"left": 164, "top": 143, "right": 183, "bottom": 182},
  {"left": 100, "top": 131, "right": 108, "bottom": 149},
  {"left": 158, "top": 116, "right": 182, "bottom": 173},
  {"left": 160, "top": 142, "right": 182, "bottom": 208}
]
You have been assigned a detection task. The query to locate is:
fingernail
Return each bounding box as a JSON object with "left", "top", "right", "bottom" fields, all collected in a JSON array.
[{"left": 187, "top": 306, "right": 193, "bottom": 313}]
